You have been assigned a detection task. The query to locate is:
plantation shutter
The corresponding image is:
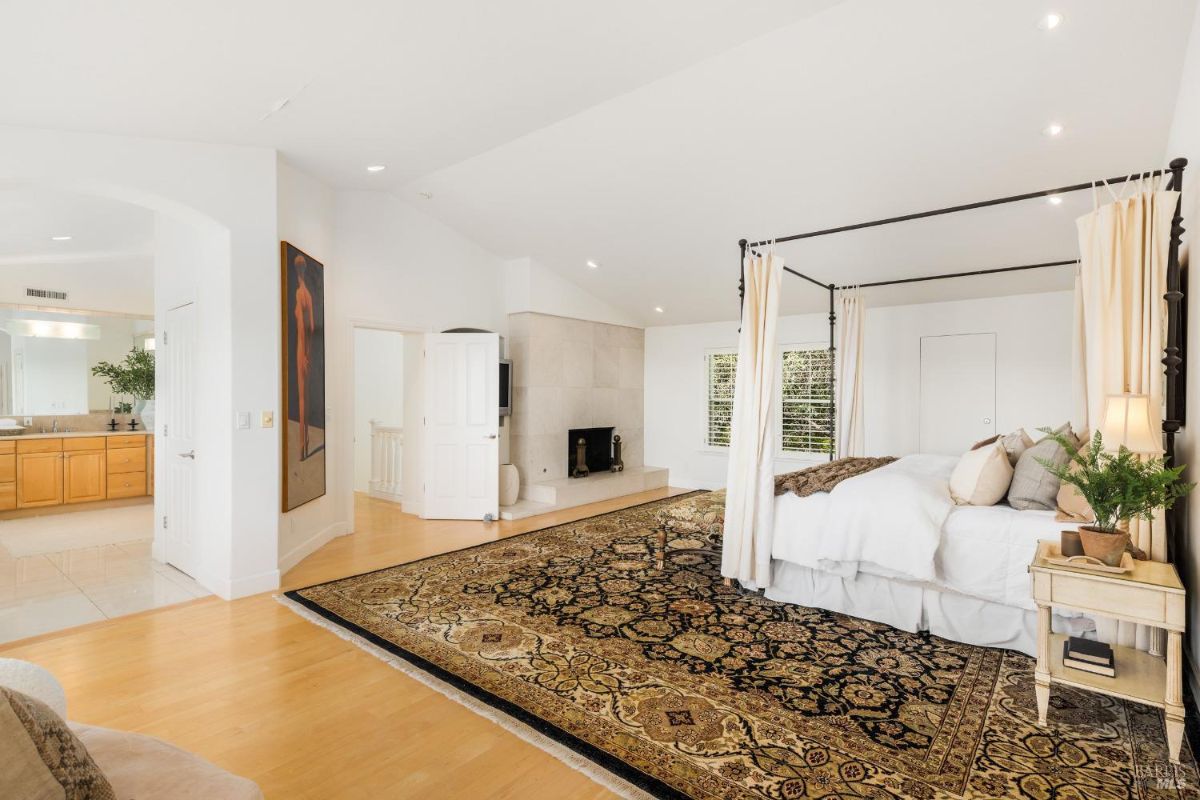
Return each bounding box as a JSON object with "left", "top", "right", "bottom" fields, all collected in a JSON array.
[
  {"left": 780, "top": 347, "right": 834, "bottom": 455},
  {"left": 705, "top": 351, "right": 737, "bottom": 447}
]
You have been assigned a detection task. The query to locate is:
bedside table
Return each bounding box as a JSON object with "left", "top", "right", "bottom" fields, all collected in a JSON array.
[{"left": 1029, "top": 540, "right": 1186, "bottom": 763}]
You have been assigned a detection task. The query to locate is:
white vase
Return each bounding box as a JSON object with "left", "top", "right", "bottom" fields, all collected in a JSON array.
[
  {"left": 499, "top": 463, "right": 520, "bottom": 506},
  {"left": 136, "top": 398, "right": 155, "bottom": 434}
]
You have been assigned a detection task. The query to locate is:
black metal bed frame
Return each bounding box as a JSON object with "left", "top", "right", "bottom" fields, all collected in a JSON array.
[{"left": 736, "top": 157, "right": 1188, "bottom": 559}]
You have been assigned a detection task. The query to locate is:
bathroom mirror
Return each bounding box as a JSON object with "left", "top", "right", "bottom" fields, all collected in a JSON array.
[{"left": 0, "top": 305, "right": 154, "bottom": 416}]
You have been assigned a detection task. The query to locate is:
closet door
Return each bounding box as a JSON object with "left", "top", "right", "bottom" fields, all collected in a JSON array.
[{"left": 919, "top": 333, "right": 996, "bottom": 455}]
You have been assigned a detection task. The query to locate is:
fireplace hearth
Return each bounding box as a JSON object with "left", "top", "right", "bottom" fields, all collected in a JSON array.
[{"left": 567, "top": 427, "right": 614, "bottom": 477}]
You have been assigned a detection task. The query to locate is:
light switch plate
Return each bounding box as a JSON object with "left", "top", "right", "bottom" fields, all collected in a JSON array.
[
  {"left": 236, "top": 412, "right": 251, "bottom": 430},
  {"left": 261, "top": 411, "right": 274, "bottom": 428}
]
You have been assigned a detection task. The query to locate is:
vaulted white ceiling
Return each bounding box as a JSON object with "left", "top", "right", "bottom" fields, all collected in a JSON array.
[
  {"left": 0, "top": 0, "right": 835, "bottom": 186},
  {"left": 403, "top": 0, "right": 1198, "bottom": 324},
  {"left": 1, "top": 0, "right": 1194, "bottom": 325}
]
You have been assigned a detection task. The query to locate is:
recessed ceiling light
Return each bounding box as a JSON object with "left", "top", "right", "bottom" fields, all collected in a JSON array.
[
  {"left": 586, "top": 260, "right": 599, "bottom": 269},
  {"left": 1047, "top": 195, "right": 1064, "bottom": 205},
  {"left": 654, "top": 306, "right": 664, "bottom": 313},
  {"left": 49, "top": 235, "right": 72, "bottom": 241},
  {"left": 366, "top": 164, "right": 386, "bottom": 173},
  {"left": 1043, "top": 123, "right": 1064, "bottom": 137},
  {"left": 1038, "top": 12, "right": 1063, "bottom": 30}
]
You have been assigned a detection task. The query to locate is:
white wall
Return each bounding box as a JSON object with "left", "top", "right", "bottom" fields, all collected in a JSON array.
[
  {"left": 333, "top": 190, "right": 508, "bottom": 521},
  {"left": 0, "top": 124, "right": 281, "bottom": 600},
  {"left": 276, "top": 160, "right": 340, "bottom": 572},
  {"left": 505, "top": 258, "right": 641, "bottom": 328},
  {"left": 0, "top": 257, "right": 153, "bottom": 316},
  {"left": 646, "top": 291, "right": 1075, "bottom": 490},
  {"left": 1166, "top": 0, "right": 1200, "bottom": 703},
  {"left": 352, "top": 328, "right": 404, "bottom": 493}
]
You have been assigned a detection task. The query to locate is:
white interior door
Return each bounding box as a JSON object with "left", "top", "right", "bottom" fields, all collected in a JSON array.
[
  {"left": 422, "top": 333, "right": 499, "bottom": 520},
  {"left": 919, "top": 333, "right": 996, "bottom": 455},
  {"left": 162, "top": 302, "right": 198, "bottom": 576}
]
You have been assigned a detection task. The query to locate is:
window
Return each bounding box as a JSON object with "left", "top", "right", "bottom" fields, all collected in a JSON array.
[
  {"left": 705, "top": 351, "right": 737, "bottom": 447},
  {"left": 779, "top": 346, "right": 834, "bottom": 456},
  {"left": 704, "top": 346, "right": 834, "bottom": 454}
]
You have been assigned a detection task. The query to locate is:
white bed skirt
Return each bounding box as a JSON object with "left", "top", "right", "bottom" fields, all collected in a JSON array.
[{"left": 762, "top": 560, "right": 1093, "bottom": 658}]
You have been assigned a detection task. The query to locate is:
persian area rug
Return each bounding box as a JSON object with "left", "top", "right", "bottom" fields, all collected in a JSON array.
[{"left": 283, "top": 494, "right": 1198, "bottom": 799}]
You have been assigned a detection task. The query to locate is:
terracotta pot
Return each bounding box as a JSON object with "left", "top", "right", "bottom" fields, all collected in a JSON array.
[
  {"left": 1060, "top": 529, "right": 1084, "bottom": 557},
  {"left": 1078, "top": 526, "right": 1129, "bottom": 567}
]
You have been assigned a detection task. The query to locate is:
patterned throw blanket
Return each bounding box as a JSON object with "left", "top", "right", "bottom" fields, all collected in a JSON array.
[
  {"left": 655, "top": 457, "right": 897, "bottom": 542},
  {"left": 773, "top": 456, "right": 897, "bottom": 497}
]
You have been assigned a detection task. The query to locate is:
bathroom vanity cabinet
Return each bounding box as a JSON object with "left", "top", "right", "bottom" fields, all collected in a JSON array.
[{"left": 0, "top": 432, "right": 153, "bottom": 511}]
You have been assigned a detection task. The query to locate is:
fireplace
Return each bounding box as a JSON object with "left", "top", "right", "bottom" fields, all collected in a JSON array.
[{"left": 567, "top": 427, "right": 614, "bottom": 477}]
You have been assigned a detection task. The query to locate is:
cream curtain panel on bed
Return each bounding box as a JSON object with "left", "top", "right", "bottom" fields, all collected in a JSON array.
[
  {"left": 722, "top": 250, "right": 784, "bottom": 587},
  {"left": 1073, "top": 175, "right": 1179, "bottom": 652},
  {"left": 836, "top": 288, "right": 866, "bottom": 457}
]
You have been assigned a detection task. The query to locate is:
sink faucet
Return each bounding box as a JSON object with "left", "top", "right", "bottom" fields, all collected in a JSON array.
[{"left": 51, "top": 418, "right": 58, "bottom": 433}]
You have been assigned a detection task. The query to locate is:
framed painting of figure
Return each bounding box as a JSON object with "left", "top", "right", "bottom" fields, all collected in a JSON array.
[{"left": 281, "top": 241, "right": 326, "bottom": 511}]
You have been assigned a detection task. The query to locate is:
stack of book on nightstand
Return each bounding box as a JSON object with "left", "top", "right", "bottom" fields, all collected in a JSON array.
[{"left": 1062, "top": 636, "right": 1115, "bottom": 677}]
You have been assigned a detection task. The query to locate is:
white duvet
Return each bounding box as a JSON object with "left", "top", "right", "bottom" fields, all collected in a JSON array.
[{"left": 770, "top": 454, "right": 1077, "bottom": 610}]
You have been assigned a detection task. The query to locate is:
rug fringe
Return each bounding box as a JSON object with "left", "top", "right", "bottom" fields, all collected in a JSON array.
[{"left": 276, "top": 594, "right": 657, "bottom": 800}]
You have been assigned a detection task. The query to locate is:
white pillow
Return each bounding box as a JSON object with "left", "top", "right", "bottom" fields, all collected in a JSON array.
[{"left": 949, "top": 442, "right": 1014, "bottom": 506}]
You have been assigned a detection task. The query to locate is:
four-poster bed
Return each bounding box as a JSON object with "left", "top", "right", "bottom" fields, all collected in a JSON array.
[
  {"left": 736, "top": 158, "right": 1188, "bottom": 557},
  {"left": 712, "top": 158, "right": 1189, "bottom": 657}
]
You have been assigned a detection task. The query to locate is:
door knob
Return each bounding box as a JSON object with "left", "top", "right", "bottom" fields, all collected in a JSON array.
[
  {"left": 983, "top": 418, "right": 992, "bottom": 425},
  {"left": 178, "top": 450, "right": 195, "bottom": 459},
  {"left": 485, "top": 434, "right": 497, "bottom": 440}
]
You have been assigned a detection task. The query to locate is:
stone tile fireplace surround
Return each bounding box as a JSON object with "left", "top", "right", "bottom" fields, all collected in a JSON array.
[{"left": 507, "top": 312, "right": 647, "bottom": 492}]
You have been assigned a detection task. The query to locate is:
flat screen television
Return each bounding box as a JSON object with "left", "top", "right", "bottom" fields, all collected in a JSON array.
[{"left": 499, "top": 359, "right": 512, "bottom": 416}]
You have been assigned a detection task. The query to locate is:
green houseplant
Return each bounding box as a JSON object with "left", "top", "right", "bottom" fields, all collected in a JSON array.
[
  {"left": 92, "top": 348, "right": 155, "bottom": 430},
  {"left": 1037, "top": 428, "right": 1192, "bottom": 565}
]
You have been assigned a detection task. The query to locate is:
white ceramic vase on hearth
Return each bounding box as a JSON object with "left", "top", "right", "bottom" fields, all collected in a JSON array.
[{"left": 499, "top": 463, "right": 520, "bottom": 506}]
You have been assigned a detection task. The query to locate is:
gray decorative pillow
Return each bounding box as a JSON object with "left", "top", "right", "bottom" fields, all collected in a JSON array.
[
  {"left": 999, "top": 429, "right": 1035, "bottom": 466},
  {"left": 1008, "top": 428, "right": 1072, "bottom": 510}
]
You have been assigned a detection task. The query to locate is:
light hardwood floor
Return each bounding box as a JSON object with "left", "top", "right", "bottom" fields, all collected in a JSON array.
[{"left": 0, "top": 487, "right": 692, "bottom": 799}]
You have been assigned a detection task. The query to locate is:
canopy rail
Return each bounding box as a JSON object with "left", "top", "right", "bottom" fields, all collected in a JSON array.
[{"left": 735, "top": 157, "right": 1188, "bottom": 559}]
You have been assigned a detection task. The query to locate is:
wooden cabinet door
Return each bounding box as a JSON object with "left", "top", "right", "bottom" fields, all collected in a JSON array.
[
  {"left": 64, "top": 451, "right": 106, "bottom": 504},
  {"left": 17, "top": 452, "right": 63, "bottom": 508}
]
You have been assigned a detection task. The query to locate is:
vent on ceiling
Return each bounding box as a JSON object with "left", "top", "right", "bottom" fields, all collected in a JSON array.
[{"left": 25, "top": 288, "right": 69, "bottom": 302}]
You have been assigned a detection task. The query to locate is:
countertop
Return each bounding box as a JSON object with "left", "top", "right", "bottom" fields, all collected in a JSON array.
[{"left": 0, "top": 429, "right": 151, "bottom": 440}]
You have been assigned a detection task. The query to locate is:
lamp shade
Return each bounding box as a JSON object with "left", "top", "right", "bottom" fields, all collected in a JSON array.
[{"left": 1098, "top": 393, "right": 1161, "bottom": 453}]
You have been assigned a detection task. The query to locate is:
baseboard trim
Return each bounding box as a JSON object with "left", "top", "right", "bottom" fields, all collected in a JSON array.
[
  {"left": 279, "top": 521, "right": 353, "bottom": 575},
  {"left": 225, "top": 568, "right": 282, "bottom": 600}
]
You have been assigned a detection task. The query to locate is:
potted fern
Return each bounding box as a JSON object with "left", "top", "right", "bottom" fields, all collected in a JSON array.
[{"left": 1038, "top": 429, "right": 1192, "bottom": 566}]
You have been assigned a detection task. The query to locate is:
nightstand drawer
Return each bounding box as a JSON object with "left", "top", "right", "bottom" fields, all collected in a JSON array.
[{"left": 1049, "top": 572, "right": 1184, "bottom": 628}]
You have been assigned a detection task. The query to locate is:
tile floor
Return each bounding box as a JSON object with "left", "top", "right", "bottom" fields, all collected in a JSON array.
[{"left": 0, "top": 516, "right": 209, "bottom": 644}]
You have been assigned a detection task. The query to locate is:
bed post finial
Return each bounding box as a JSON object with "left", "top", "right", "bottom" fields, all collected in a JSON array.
[{"left": 738, "top": 239, "right": 748, "bottom": 330}]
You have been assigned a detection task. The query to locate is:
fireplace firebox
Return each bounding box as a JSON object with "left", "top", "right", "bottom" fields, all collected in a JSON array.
[{"left": 567, "top": 427, "right": 614, "bottom": 477}]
